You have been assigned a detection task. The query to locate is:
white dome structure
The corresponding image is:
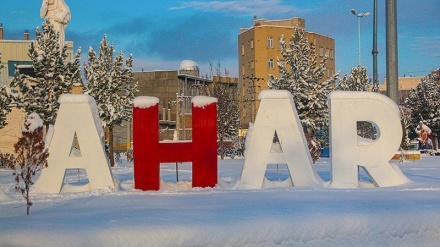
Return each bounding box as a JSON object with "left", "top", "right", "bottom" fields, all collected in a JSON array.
[{"left": 179, "top": 60, "right": 199, "bottom": 72}]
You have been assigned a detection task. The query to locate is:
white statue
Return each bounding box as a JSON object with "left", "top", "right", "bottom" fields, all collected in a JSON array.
[{"left": 40, "top": 0, "right": 71, "bottom": 48}]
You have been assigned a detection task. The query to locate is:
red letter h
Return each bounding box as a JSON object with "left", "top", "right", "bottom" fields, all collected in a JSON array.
[{"left": 133, "top": 96, "right": 218, "bottom": 191}]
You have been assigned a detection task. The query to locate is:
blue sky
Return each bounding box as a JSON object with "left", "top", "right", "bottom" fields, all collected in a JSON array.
[{"left": 1, "top": 0, "right": 439, "bottom": 81}]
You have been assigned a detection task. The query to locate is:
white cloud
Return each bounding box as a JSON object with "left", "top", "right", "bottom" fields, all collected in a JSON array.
[
  {"left": 412, "top": 36, "right": 440, "bottom": 57},
  {"left": 170, "top": 0, "right": 303, "bottom": 16}
]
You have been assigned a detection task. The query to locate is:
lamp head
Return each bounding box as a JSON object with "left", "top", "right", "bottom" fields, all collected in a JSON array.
[{"left": 351, "top": 9, "right": 357, "bottom": 16}]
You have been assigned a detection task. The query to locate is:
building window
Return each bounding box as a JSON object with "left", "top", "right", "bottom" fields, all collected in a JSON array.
[
  {"left": 326, "top": 48, "right": 329, "bottom": 57},
  {"left": 319, "top": 47, "right": 324, "bottom": 57},
  {"left": 267, "top": 36, "right": 274, "bottom": 48},
  {"left": 241, "top": 44, "right": 245, "bottom": 56},
  {"left": 242, "top": 64, "right": 245, "bottom": 76},
  {"left": 251, "top": 61, "right": 255, "bottom": 69},
  {"left": 251, "top": 39, "right": 254, "bottom": 49},
  {"left": 268, "top": 58, "right": 274, "bottom": 69},
  {"left": 327, "top": 68, "right": 330, "bottom": 78},
  {"left": 330, "top": 68, "right": 334, "bottom": 76},
  {"left": 330, "top": 49, "right": 334, "bottom": 59}
]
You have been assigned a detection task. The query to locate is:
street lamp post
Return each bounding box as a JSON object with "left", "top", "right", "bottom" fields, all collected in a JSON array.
[{"left": 351, "top": 9, "right": 370, "bottom": 66}]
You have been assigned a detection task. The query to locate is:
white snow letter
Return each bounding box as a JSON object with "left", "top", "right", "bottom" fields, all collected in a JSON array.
[
  {"left": 239, "top": 90, "right": 321, "bottom": 189},
  {"left": 35, "top": 94, "right": 117, "bottom": 193},
  {"left": 329, "top": 91, "right": 408, "bottom": 188}
]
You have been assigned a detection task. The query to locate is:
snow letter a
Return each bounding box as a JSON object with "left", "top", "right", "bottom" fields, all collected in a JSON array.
[
  {"left": 239, "top": 90, "right": 321, "bottom": 188},
  {"left": 34, "top": 94, "right": 117, "bottom": 193}
]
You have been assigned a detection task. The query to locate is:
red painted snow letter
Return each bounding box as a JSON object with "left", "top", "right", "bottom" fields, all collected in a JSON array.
[{"left": 133, "top": 96, "right": 218, "bottom": 191}]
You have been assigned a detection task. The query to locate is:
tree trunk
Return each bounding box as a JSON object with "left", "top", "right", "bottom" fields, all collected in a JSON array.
[
  {"left": 109, "top": 126, "right": 115, "bottom": 167},
  {"left": 219, "top": 135, "right": 225, "bottom": 160}
]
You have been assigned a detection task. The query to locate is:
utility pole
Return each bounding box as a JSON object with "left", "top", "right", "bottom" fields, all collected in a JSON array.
[
  {"left": 386, "top": 0, "right": 399, "bottom": 104},
  {"left": 243, "top": 74, "right": 263, "bottom": 123},
  {"left": 372, "top": 0, "right": 379, "bottom": 85}
]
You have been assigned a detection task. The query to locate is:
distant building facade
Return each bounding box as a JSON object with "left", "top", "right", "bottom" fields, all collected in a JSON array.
[
  {"left": 379, "top": 76, "right": 423, "bottom": 104},
  {"left": 238, "top": 17, "right": 335, "bottom": 126},
  {"left": 131, "top": 60, "right": 212, "bottom": 142},
  {"left": 0, "top": 24, "right": 74, "bottom": 87}
]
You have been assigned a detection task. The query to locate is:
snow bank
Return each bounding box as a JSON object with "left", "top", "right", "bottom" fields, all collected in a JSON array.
[
  {"left": 1, "top": 157, "right": 440, "bottom": 246},
  {"left": 133, "top": 96, "right": 159, "bottom": 109},
  {"left": 192, "top": 96, "right": 217, "bottom": 108}
]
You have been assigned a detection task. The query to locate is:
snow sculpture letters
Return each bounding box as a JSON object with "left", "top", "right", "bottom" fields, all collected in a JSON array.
[
  {"left": 329, "top": 91, "right": 407, "bottom": 188},
  {"left": 240, "top": 90, "right": 322, "bottom": 188},
  {"left": 35, "top": 94, "right": 117, "bottom": 193},
  {"left": 133, "top": 96, "right": 218, "bottom": 191},
  {"left": 240, "top": 90, "right": 407, "bottom": 189}
]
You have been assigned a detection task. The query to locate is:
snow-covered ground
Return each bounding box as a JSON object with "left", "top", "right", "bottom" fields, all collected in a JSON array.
[{"left": 1, "top": 156, "right": 440, "bottom": 247}]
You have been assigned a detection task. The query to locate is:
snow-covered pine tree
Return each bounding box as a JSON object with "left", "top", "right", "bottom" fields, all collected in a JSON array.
[
  {"left": 10, "top": 20, "right": 82, "bottom": 130},
  {"left": 83, "top": 35, "right": 138, "bottom": 167},
  {"left": 336, "top": 66, "right": 379, "bottom": 139},
  {"left": 0, "top": 52, "right": 12, "bottom": 129},
  {"left": 336, "top": 66, "right": 378, "bottom": 92},
  {"left": 268, "top": 27, "right": 338, "bottom": 162},
  {"left": 406, "top": 73, "right": 440, "bottom": 136}
]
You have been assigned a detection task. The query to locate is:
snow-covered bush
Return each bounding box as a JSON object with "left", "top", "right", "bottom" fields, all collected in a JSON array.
[
  {"left": 1, "top": 113, "right": 49, "bottom": 215},
  {"left": 405, "top": 73, "right": 440, "bottom": 136}
]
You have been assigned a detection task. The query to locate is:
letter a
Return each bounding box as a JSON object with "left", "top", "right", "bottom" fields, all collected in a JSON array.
[
  {"left": 239, "top": 90, "right": 321, "bottom": 188},
  {"left": 34, "top": 94, "right": 117, "bottom": 193},
  {"left": 329, "top": 91, "right": 408, "bottom": 188}
]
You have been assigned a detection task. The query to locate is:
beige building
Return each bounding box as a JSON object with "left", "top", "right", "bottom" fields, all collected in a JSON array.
[
  {"left": 379, "top": 76, "right": 423, "bottom": 104},
  {"left": 238, "top": 18, "right": 336, "bottom": 125}
]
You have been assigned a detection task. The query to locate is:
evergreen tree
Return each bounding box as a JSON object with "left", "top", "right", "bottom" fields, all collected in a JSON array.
[
  {"left": 10, "top": 20, "right": 82, "bottom": 130},
  {"left": 336, "top": 66, "right": 379, "bottom": 139},
  {"left": 0, "top": 52, "right": 12, "bottom": 129},
  {"left": 268, "top": 28, "right": 338, "bottom": 162},
  {"left": 406, "top": 73, "right": 440, "bottom": 135},
  {"left": 336, "top": 66, "right": 378, "bottom": 92},
  {"left": 83, "top": 35, "right": 138, "bottom": 167}
]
